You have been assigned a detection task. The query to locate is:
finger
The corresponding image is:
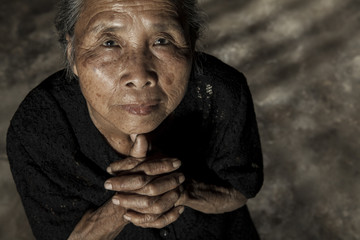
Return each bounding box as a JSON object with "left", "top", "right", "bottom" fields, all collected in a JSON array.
[
  {"left": 105, "top": 174, "right": 153, "bottom": 191},
  {"left": 174, "top": 185, "right": 186, "bottom": 207},
  {"left": 144, "top": 190, "right": 181, "bottom": 214},
  {"left": 107, "top": 157, "right": 144, "bottom": 175},
  {"left": 112, "top": 193, "right": 160, "bottom": 210},
  {"left": 112, "top": 189, "right": 180, "bottom": 214},
  {"left": 129, "top": 134, "right": 148, "bottom": 158},
  {"left": 124, "top": 211, "right": 161, "bottom": 225},
  {"left": 132, "top": 173, "right": 185, "bottom": 196},
  {"left": 124, "top": 206, "right": 185, "bottom": 229},
  {"left": 129, "top": 158, "right": 182, "bottom": 175}
]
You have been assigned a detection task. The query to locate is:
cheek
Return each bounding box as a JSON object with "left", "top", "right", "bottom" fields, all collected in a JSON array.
[
  {"left": 167, "top": 79, "right": 188, "bottom": 101},
  {"left": 79, "top": 49, "right": 121, "bottom": 77},
  {"left": 76, "top": 51, "right": 123, "bottom": 106},
  {"left": 160, "top": 60, "right": 191, "bottom": 108},
  {"left": 77, "top": 48, "right": 123, "bottom": 86}
]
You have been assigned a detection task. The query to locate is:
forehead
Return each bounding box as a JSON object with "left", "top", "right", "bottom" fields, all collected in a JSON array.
[
  {"left": 78, "top": 0, "right": 181, "bottom": 28},
  {"left": 82, "top": 0, "right": 179, "bottom": 11}
]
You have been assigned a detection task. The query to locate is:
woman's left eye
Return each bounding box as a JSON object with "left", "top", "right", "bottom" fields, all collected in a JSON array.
[
  {"left": 103, "top": 40, "right": 118, "bottom": 47},
  {"left": 154, "top": 38, "right": 170, "bottom": 46}
]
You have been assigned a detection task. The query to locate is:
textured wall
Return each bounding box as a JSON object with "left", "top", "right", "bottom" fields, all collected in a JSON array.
[{"left": 0, "top": 0, "right": 359, "bottom": 239}]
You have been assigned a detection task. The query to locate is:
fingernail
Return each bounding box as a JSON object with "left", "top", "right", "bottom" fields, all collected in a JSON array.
[
  {"left": 124, "top": 215, "right": 131, "bottom": 221},
  {"left": 172, "top": 160, "right": 181, "bottom": 168},
  {"left": 106, "top": 167, "right": 113, "bottom": 174},
  {"left": 112, "top": 198, "right": 120, "bottom": 205},
  {"left": 104, "top": 182, "right": 113, "bottom": 190},
  {"left": 179, "top": 207, "right": 185, "bottom": 214},
  {"left": 130, "top": 134, "right": 138, "bottom": 142},
  {"left": 178, "top": 175, "right": 185, "bottom": 183}
]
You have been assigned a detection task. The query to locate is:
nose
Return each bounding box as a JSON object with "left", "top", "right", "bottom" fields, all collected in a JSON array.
[{"left": 121, "top": 53, "right": 158, "bottom": 89}]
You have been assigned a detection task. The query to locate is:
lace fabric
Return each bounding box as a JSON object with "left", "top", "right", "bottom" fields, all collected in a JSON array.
[{"left": 7, "top": 52, "right": 262, "bottom": 239}]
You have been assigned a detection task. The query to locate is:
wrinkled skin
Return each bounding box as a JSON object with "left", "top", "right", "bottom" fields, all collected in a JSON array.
[
  {"left": 72, "top": 0, "right": 192, "bottom": 154},
  {"left": 68, "top": 0, "right": 247, "bottom": 239}
]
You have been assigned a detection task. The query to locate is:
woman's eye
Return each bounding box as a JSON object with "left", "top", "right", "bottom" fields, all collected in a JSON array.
[
  {"left": 154, "top": 38, "right": 170, "bottom": 46},
  {"left": 103, "top": 40, "right": 118, "bottom": 47}
]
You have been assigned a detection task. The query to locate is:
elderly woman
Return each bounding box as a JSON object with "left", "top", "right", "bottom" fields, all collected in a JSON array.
[{"left": 7, "top": 0, "right": 263, "bottom": 239}]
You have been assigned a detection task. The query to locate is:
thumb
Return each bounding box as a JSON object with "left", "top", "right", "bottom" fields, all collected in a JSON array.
[{"left": 129, "top": 134, "right": 148, "bottom": 158}]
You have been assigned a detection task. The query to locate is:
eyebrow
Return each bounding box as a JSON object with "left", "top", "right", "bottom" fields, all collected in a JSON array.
[{"left": 152, "top": 23, "right": 184, "bottom": 33}]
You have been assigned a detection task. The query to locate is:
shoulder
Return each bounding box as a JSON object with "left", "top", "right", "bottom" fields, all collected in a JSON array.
[
  {"left": 186, "top": 53, "right": 252, "bottom": 116},
  {"left": 8, "top": 70, "right": 77, "bottom": 148},
  {"left": 194, "top": 52, "right": 247, "bottom": 86},
  {"left": 10, "top": 70, "right": 68, "bottom": 113},
  {"left": 191, "top": 52, "right": 250, "bottom": 102}
]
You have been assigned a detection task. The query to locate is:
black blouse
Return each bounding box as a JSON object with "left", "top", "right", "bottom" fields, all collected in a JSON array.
[{"left": 7, "top": 53, "right": 263, "bottom": 240}]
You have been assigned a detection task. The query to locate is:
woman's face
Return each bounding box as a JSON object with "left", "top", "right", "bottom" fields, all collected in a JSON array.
[{"left": 72, "top": 0, "right": 192, "bottom": 136}]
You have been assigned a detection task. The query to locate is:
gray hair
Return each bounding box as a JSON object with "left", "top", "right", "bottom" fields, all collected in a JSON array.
[{"left": 54, "top": 0, "right": 206, "bottom": 79}]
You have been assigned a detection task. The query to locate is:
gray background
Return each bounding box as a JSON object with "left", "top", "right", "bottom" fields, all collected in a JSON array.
[{"left": 0, "top": 0, "right": 359, "bottom": 239}]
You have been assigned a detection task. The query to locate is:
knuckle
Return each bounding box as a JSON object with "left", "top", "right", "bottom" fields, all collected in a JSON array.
[
  {"left": 151, "top": 214, "right": 172, "bottom": 229},
  {"left": 144, "top": 162, "right": 164, "bottom": 175},
  {"left": 151, "top": 204, "right": 164, "bottom": 214},
  {"left": 142, "top": 164, "right": 151, "bottom": 174},
  {"left": 138, "top": 222, "right": 153, "bottom": 229},
  {"left": 153, "top": 221, "right": 165, "bottom": 229},
  {"left": 168, "top": 214, "right": 178, "bottom": 224},
  {"left": 136, "top": 214, "right": 159, "bottom": 226},
  {"left": 144, "top": 214, "right": 155, "bottom": 223},
  {"left": 159, "top": 215, "right": 172, "bottom": 228},
  {"left": 167, "top": 175, "right": 180, "bottom": 187},
  {"left": 169, "top": 190, "right": 180, "bottom": 201},
  {"left": 111, "top": 158, "right": 131, "bottom": 171},
  {"left": 158, "top": 160, "right": 171, "bottom": 172},
  {"left": 145, "top": 184, "right": 158, "bottom": 196},
  {"left": 143, "top": 197, "right": 155, "bottom": 208},
  {"left": 157, "top": 163, "right": 168, "bottom": 173},
  {"left": 135, "top": 175, "right": 148, "bottom": 187},
  {"left": 127, "top": 158, "right": 139, "bottom": 168},
  {"left": 130, "top": 215, "right": 143, "bottom": 225},
  {"left": 153, "top": 224, "right": 163, "bottom": 229}
]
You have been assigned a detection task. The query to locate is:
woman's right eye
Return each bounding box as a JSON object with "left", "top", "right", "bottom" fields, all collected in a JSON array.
[
  {"left": 154, "top": 38, "right": 170, "bottom": 46},
  {"left": 102, "top": 40, "right": 119, "bottom": 47}
]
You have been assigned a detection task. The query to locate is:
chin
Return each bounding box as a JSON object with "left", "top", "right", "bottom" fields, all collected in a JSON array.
[{"left": 118, "top": 115, "right": 166, "bottom": 135}]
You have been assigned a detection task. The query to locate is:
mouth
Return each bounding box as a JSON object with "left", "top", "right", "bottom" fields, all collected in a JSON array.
[{"left": 120, "top": 102, "right": 160, "bottom": 116}]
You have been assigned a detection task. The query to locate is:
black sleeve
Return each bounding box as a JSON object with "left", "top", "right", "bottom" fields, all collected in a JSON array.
[
  {"left": 198, "top": 54, "right": 264, "bottom": 198},
  {"left": 6, "top": 88, "right": 111, "bottom": 240}
]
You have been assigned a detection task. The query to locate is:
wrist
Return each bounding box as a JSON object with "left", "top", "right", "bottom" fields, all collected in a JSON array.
[
  {"left": 69, "top": 202, "right": 128, "bottom": 240},
  {"left": 174, "top": 179, "right": 248, "bottom": 214}
]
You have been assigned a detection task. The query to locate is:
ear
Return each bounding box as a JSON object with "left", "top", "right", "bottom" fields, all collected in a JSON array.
[{"left": 65, "top": 34, "right": 78, "bottom": 76}]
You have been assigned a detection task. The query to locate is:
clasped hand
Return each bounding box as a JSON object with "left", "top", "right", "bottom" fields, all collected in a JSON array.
[
  {"left": 104, "top": 134, "right": 185, "bottom": 228},
  {"left": 70, "top": 134, "right": 248, "bottom": 239},
  {"left": 104, "top": 134, "right": 248, "bottom": 229}
]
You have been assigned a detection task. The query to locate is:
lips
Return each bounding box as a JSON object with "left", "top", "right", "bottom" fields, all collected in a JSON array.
[{"left": 121, "top": 103, "right": 159, "bottom": 115}]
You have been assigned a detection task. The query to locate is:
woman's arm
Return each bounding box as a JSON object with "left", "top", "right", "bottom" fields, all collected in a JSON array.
[
  {"left": 69, "top": 200, "right": 128, "bottom": 240},
  {"left": 175, "top": 179, "right": 248, "bottom": 214}
]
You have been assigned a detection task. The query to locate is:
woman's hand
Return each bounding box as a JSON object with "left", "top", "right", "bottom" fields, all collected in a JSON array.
[
  {"left": 106, "top": 169, "right": 185, "bottom": 228},
  {"left": 69, "top": 135, "right": 184, "bottom": 239},
  {"left": 105, "top": 135, "right": 185, "bottom": 228},
  {"left": 175, "top": 179, "right": 248, "bottom": 214}
]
